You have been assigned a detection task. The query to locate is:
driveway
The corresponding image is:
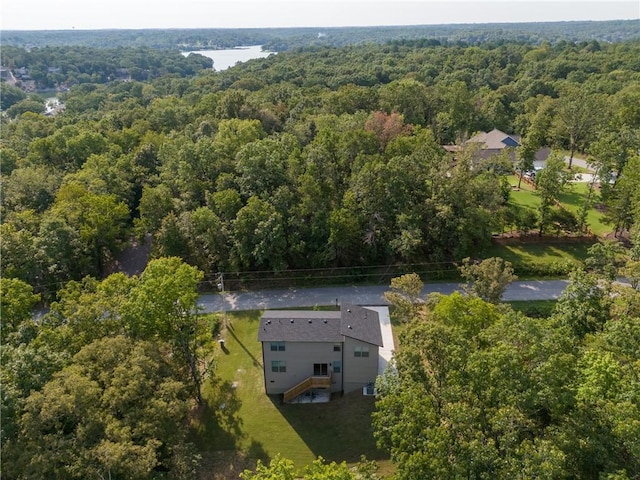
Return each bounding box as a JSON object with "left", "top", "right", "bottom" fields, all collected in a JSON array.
[
  {"left": 536, "top": 156, "right": 592, "bottom": 173},
  {"left": 573, "top": 173, "right": 595, "bottom": 183},
  {"left": 365, "top": 306, "right": 394, "bottom": 376},
  {"left": 564, "top": 156, "right": 591, "bottom": 171}
]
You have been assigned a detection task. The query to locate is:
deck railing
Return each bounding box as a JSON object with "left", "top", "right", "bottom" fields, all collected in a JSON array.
[{"left": 283, "top": 375, "right": 331, "bottom": 403}]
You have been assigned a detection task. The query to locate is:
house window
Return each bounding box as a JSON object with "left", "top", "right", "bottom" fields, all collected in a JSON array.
[
  {"left": 333, "top": 361, "right": 341, "bottom": 373},
  {"left": 333, "top": 343, "right": 341, "bottom": 352},
  {"left": 354, "top": 346, "right": 369, "bottom": 358},
  {"left": 271, "top": 360, "right": 286, "bottom": 373},
  {"left": 270, "top": 341, "right": 285, "bottom": 351},
  {"left": 314, "top": 363, "right": 328, "bottom": 376}
]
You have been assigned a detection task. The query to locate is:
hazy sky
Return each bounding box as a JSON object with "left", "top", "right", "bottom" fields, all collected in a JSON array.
[{"left": 2, "top": 0, "right": 638, "bottom": 30}]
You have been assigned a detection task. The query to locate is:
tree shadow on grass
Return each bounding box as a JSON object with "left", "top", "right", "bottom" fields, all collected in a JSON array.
[
  {"left": 225, "top": 324, "right": 262, "bottom": 369},
  {"left": 192, "top": 378, "right": 270, "bottom": 479},
  {"left": 246, "top": 439, "right": 269, "bottom": 464},
  {"left": 267, "top": 391, "right": 389, "bottom": 464},
  {"left": 192, "top": 378, "right": 245, "bottom": 451},
  {"left": 558, "top": 187, "right": 586, "bottom": 209}
]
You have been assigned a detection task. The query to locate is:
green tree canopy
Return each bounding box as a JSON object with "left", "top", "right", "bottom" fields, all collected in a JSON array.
[
  {"left": 9, "top": 336, "right": 196, "bottom": 480},
  {"left": 373, "top": 284, "right": 639, "bottom": 479},
  {"left": 458, "top": 257, "right": 517, "bottom": 304}
]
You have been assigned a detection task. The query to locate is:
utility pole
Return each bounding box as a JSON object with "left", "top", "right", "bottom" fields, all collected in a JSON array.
[{"left": 216, "top": 272, "right": 227, "bottom": 329}]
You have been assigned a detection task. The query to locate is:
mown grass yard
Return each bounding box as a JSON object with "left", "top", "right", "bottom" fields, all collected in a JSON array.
[
  {"left": 556, "top": 182, "right": 610, "bottom": 235},
  {"left": 482, "top": 243, "right": 591, "bottom": 266},
  {"left": 192, "top": 311, "right": 392, "bottom": 478},
  {"left": 506, "top": 175, "right": 611, "bottom": 236},
  {"left": 481, "top": 243, "right": 592, "bottom": 278},
  {"left": 507, "top": 174, "right": 538, "bottom": 207}
]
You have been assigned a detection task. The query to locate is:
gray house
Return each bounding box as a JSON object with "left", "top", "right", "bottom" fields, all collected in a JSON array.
[
  {"left": 444, "top": 128, "right": 550, "bottom": 164},
  {"left": 465, "top": 128, "right": 521, "bottom": 160},
  {"left": 258, "top": 304, "right": 383, "bottom": 401}
]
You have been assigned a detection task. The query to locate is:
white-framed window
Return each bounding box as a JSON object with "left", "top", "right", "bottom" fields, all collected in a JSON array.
[
  {"left": 333, "top": 361, "right": 342, "bottom": 373},
  {"left": 333, "top": 343, "right": 341, "bottom": 352},
  {"left": 270, "top": 341, "right": 285, "bottom": 351},
  {"left": 354, "top": 346, "right": 369, "bottom": 358},
  {"left": 271, "top": 360, "right": 286, "bottom": 373}
]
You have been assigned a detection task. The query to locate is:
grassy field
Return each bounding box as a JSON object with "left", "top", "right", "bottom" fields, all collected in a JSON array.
[
  {"left": 510, "top": 188, "right": 540, "bottom": 210},
  {"left": 507, "top": 174, "right": 540, "bottom": 210},
  {"left": 481, "top": 243, "right": 591, "bottom": 278},
  {"left": 506, "top": 175, "right": 611, "bottom": 236},
  {"left": 192, "top": 311, "right": 392, "bottom": 478},
  {"left": 482, "top": 243, "right": 591, "bottom": 266},
  {"left": 557, "top": 182, "right": 610, "bottom": 235}
]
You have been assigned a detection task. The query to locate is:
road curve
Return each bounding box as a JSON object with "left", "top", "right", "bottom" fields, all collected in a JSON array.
[{"left": 197, "top": 280, "right": 570, "bottom": 313}]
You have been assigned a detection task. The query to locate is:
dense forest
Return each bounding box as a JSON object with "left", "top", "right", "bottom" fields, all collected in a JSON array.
[
  {"left": 0, "top": 45, "right": 212, "bottom": 90},
  {"left": 372, "top": 265, "right": 640, "bottom": 480},
  {"left": 2, "top": 38, "right": 640, "bottom": 297},
  {"left": 3, "top": 20, "right": 639, "bottom": 50},
  {"left": 1, "top": 26, "right": 640, "bottom": 479}
]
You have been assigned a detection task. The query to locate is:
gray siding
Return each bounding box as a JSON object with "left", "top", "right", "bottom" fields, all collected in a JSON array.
[
  {"left": 262, "top": 341, "right": 343, "bottom": 395},
  {"left": 343, "top": 337, "right": 379, "bottom": 393}
]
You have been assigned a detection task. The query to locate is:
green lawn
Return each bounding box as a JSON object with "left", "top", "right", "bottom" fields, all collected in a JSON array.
[
  {"left": 193, "top": 311, "right": 392, "bottom": 476},
  {"left": 482, "top": 243, "right": 591, "bottom": 265},
  {"left": 510, "top": 188, "right": 540, "bottom": 210},
  {"left": 507, "top": 174, "right": 539, "bottom": 210},
  {"left": 481, "top": 243, "right": 591, "bottom": 278},
  {"left": 506, "top": 175, "right": 611, "bottom": 236},
  {"left": 557, "top": 183, "right": 610, "bottom": 236}
]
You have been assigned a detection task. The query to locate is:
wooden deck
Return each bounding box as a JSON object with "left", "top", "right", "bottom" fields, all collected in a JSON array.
[{"left": 283, "top": 376, "right": 331, "bottom": 403}]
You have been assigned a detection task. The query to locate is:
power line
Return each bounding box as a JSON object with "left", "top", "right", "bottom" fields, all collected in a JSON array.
[{"left": 200, "top": 260, "right": 458, "bottom": 278}]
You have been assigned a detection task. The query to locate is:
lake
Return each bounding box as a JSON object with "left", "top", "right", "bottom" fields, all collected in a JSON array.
[{"left": 182, "top": 45, "right": 275, "bottom": 71}]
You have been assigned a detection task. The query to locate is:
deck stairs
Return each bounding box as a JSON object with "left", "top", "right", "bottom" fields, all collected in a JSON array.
[{"left": 283, "top": 375, "right": 331, "bottom": 403}]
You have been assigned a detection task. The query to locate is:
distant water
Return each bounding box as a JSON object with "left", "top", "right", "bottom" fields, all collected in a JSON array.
[{"left": 182, "top": 45, "right": 275, "bottom": 71}]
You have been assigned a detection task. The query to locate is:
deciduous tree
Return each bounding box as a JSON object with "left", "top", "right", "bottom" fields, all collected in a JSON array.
[
  {"left": 0, "top": 278, "right": 40, "bottom": 345},
  {"left": 553, "top": 87, "right": 605, "bottom": 168},
  {"left": 240, "top": 454, "right": 380, "bottom": 480},
  {"left": 384, "top": 273, "right": 424, "bottom": 323},
  {"left": 554, "top": 268, "right": 612, "bottom": 339},
  {"left": 458, "top": 256, "right": 517, "bottom": 304},
  {"left": 123, "top": 257, "right": 210, "bottom": 404},
  {"left": 10, "top": 336, "right": 195, "bottom": 480},
  {"left": 232, "top": 196, "right": 287, "bottom": 271},
  {"left": 535, "top": 153, "right": 572, "bottom": 236}
]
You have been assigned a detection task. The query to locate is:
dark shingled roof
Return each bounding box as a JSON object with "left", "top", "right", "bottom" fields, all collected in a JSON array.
[
  {"left": 258, "top": 304, "right": 383, "bottom": 346},
  {"left": 340, "top": 304, "right": 383, "bottom": 347},
  {"left": 466, "top": 128, "right": 521, "bottom": 150},
  {"left": 258, "top": 310, "right": 342, "bottom": 343}
]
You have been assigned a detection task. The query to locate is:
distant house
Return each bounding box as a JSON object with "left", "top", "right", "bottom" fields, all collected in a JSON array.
[
  {"left": 533, "top": 146, "right": 552, "bottom": 169},
  {"left": 15, "top": 67, "right": 29, "bottom": 78},
  {"left": 114, "top": 68, "right": 131, "bottom": 82},
  {"left": 444, "top": 128, "right": 550, "bottom": 164},
  {"left": 466, "top": 128, "right": 521, "bottom": 159},
  {"left": 258, "top": 304, "right": 383, "bottom": 402}
]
